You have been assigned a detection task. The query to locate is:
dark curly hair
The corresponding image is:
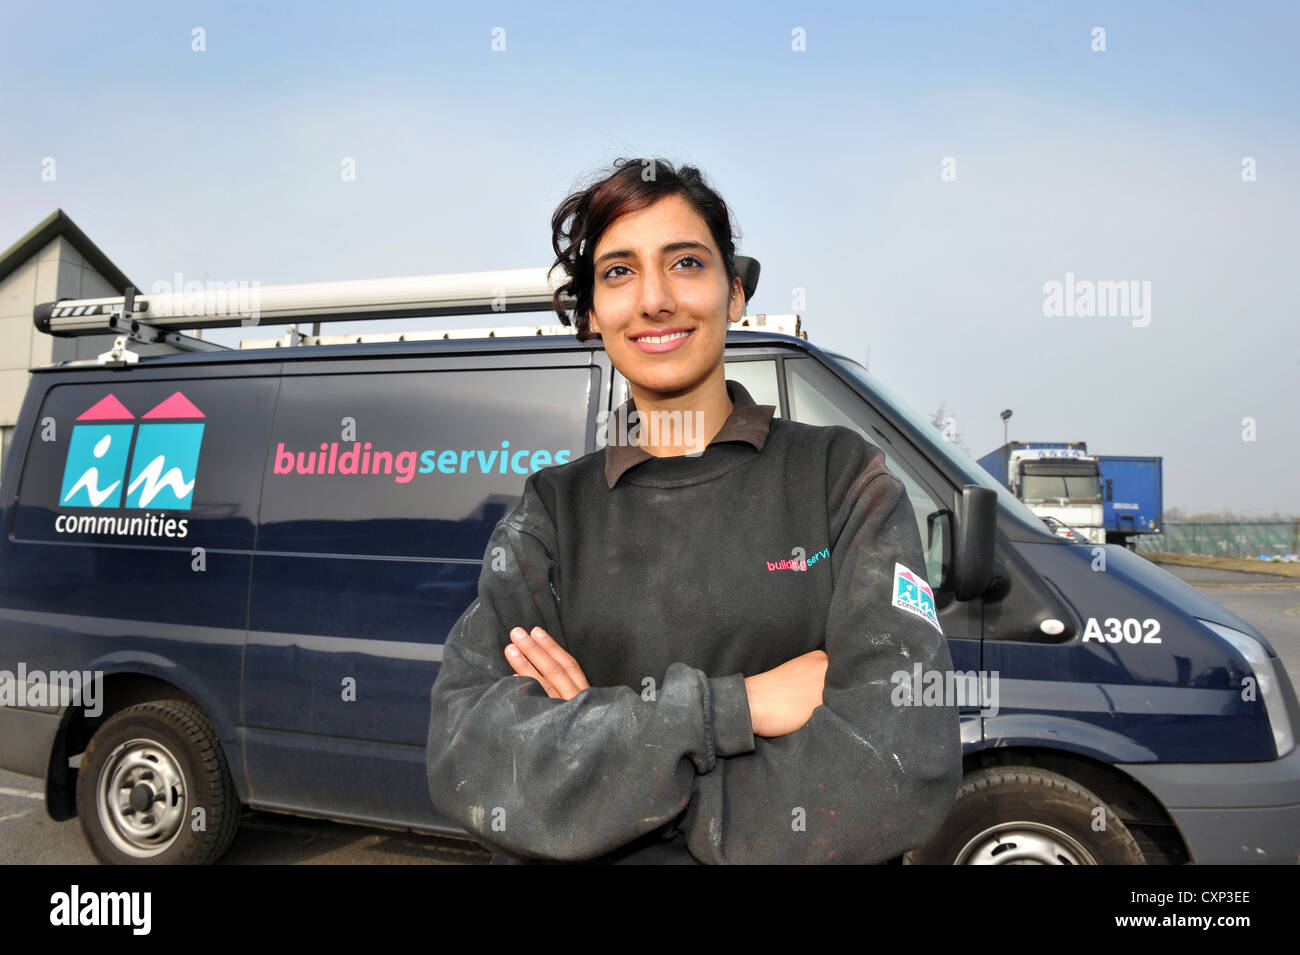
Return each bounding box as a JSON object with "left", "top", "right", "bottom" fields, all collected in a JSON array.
[{"left": 549, "top": 157, "right": 742, "bottom": 342}]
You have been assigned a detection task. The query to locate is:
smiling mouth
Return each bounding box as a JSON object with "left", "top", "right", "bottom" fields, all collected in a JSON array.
[{"left": 632, "top": 329, "right": 693, "bottom": 344}]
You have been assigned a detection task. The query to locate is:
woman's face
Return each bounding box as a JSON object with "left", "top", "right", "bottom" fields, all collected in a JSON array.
[{"left": 587, "top": 193, "right": 744, "bottom": 400}]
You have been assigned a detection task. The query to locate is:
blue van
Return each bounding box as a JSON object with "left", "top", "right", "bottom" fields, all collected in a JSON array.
[{"left": 1, "top": 267, "right": 1297, "bottom": 864}]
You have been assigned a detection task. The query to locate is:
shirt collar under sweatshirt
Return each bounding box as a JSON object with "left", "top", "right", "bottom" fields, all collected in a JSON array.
[{"left": 604, "top": 379, "right": 776, "bottom": 489}]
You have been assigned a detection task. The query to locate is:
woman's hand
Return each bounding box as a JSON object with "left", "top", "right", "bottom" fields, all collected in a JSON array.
[
  {"left": 505, "top": 626, "right": 591, "bottom": 700},
  {"left": 744, "top": 650, "right": 828, "bottom": 738}
]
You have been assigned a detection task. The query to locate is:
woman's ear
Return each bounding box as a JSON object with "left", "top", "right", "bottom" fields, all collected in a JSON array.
[
  {"left": 587, "top": 309, "right": 600, "bottom": 335},
  {"left": 727, "top": 277, "right": 745, "bottom": 323}
]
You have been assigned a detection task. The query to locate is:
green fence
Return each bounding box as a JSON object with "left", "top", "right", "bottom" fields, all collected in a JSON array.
[{"left": 1135, "top": 522, "right": 1300, "bottom": 558}]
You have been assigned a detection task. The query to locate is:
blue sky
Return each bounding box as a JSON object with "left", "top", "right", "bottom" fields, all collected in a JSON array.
[{"left": 3, "top": 0, "right": 1296, "bottom": 513}]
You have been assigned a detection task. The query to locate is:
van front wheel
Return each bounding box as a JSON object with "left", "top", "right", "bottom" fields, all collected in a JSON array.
[
  {"left": 903, "top": 767, "right": 1146, "bottom": 865},
  {"left": 76, "top": 700, "right": 240, "bottom": 865}
]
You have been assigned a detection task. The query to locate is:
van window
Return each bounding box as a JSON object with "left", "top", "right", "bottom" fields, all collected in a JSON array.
[
  {"left": 12, "top": 379, "right": 275, "bottom": 549},
  {"left": 258, "top": 367, "right": 593, "bottom": 559},
  {"left": 722, "top": 358, "right": 782, "bottom": 414},
  {"left": 826, "top": 353, "right": 1050, "bottom": 537},
  {"left": 785, "top": 359, "right": 948, "bottom": 588}
]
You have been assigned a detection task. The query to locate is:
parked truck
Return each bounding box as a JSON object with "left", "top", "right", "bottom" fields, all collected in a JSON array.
[
  {"left": 1097, "top": 454, "right": 1164, "bottom": 549},
  {"left": 978, "top": 443, "right": 1164, "bottom": 549},
  {"left": 977, "top": 442, "right": 1105, "bottom": 544}
]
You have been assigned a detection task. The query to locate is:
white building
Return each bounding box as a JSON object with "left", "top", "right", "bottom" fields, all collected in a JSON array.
[{"left": 0, "top": 210, "right": 175, "bottom": 479}]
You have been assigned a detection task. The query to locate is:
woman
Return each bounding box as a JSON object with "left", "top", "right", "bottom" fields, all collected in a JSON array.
[{"left": 426, "top": 157, "right": 961, "bottom": 864}]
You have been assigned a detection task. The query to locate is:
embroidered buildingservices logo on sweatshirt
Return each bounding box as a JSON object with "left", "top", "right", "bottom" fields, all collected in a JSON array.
[{"left": 766, "top": 545, "right": 829, "bottom": 572}]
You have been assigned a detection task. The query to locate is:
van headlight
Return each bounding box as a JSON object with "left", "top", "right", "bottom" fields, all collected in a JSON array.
[{"left": 1198, "top": 618, "right": 1295, "bottom": 758}]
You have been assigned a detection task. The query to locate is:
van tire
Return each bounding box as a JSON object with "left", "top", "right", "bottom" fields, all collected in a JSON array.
[
  {"left": 76, "top": 700, "right": 240, "bottom": 865},
  {"left": 903, "top": 767, "right": 1147, "bottom": 865}
]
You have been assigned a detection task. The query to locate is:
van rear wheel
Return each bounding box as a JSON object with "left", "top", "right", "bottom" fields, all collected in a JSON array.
[
  {"left": 903, "top": 767, "right": 1146, "bottom": 865},
  {"left": 76, "top": 700, "right": 240, "bottom": 865}
]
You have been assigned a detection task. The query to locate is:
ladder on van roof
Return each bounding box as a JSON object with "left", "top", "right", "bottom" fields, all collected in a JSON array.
[
  {"left": 32, "top": 255, "right": 802, "bottom": 364},
  {"left": 238, "top": 311, "right": 803, "bottom": 350}
]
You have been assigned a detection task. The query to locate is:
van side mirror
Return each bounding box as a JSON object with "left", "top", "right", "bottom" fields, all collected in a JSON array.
[{"left": 953, "top": 485, "right": 997, "bottom": 600}]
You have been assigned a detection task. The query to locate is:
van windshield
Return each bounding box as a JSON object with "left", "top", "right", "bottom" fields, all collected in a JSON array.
[{"left": 825, "top": 354, "right": 1053, "bottom": 536}]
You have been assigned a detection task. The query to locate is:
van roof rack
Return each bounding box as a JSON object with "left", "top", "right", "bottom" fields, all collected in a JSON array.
[
  {"left": 237, "top": 311, "right": 804, "bottom": 349},
  {"left": 32, "top": 256, "right": 773, "bottom": 362}
]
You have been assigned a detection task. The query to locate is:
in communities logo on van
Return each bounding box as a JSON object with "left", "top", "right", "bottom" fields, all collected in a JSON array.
[
  {"left": 54, "top": 391, "right": 204, "bottom": 540},
  {"left": 891, "top": 562, "right": 943, "bottom": 634}
]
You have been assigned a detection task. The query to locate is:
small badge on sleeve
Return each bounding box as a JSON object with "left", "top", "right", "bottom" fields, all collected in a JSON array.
[{"left": 891, "top": 562, "right": 943, "bottom": 634}]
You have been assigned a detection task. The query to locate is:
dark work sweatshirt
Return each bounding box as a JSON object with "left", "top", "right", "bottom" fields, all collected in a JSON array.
[{"left": 425, "top": 379, "right": 962, "bottom": 863}]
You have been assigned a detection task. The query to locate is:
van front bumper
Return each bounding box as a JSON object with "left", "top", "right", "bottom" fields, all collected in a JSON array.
[{"left": 1117, "top": 741, "right": 1300, "bottom": 864}]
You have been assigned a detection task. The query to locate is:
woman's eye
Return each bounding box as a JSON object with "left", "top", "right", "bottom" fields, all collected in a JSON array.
[{"left": 601, "top": 257, "right": 701, "bottom": 281}]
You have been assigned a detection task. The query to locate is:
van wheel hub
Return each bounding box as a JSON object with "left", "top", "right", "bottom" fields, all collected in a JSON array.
[
  {"left": 97, "top": 739, "right": 187, "bottom": 857},
  {"left": 955, "top": 821, "right": 1098, "bottom": 864},
  {"left": 128, "top": 782, "right": 156, "bottom": 811}
]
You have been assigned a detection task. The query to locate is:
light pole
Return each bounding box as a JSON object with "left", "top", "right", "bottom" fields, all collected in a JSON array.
[{"left": 1000, "top": 409, "right": 1012, "bottom": 449}]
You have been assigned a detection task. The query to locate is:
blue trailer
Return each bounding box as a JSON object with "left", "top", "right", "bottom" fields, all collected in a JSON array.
[{"left": 1097, "top": 455, "right": 1163, "bottom": 549}]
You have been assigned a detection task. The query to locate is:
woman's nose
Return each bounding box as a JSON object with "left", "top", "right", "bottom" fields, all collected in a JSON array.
[{"left": 637, "top": 268, "right": 675, "bottom": 316}]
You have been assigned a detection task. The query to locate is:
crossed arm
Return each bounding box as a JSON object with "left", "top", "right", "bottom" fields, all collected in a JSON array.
[{"left": 504, "top": 625, "right": 828, "bottom": 739}]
